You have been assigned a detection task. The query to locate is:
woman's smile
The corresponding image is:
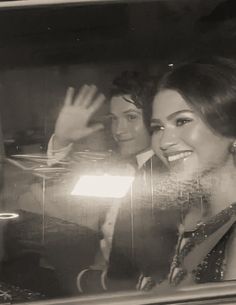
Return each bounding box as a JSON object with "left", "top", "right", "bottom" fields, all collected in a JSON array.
[{"left": 164, "top": 150, "right": 193, "bottom": 163}]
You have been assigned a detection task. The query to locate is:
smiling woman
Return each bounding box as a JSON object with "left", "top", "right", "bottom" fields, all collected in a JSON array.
[
  {"left": 151, "top": 89, "right": 232, "bottom": 182},
  {"left": 150, "top": 57, "right": 236, "bottom": 287}
]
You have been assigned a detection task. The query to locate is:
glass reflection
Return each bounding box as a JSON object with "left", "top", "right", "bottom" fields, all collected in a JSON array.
[{"left": 0, "top": 0, "right": 235, "bottom": 304}]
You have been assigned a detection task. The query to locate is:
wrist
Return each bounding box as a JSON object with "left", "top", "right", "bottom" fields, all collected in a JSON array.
[{"left": 53, "top": 134, "right": 72, "bottom": 149}]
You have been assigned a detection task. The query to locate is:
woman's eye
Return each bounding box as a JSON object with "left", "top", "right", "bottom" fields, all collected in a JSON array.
[
  {"left": 150, "top": 125, "right": 164, "bottom": 134},
  {"left": 176, "top": 118, "right": 192, "bottom": 127}
]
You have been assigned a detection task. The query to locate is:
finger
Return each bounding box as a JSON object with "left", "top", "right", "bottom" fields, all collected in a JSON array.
[
  {"left": 88, "top": 94, "right": 106, "bottom": 114},
  {"left": 81, "top": 85, "right": 98, "bottom": 108},
  {"left": 64, "top": 87, "right": 75, "bottom": 106},
  {"left": 73, "top": 84, "right": 91, "bottom": 106}
]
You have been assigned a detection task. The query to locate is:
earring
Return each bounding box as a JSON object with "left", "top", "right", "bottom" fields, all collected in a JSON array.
[{"left": 230, "top": 141, "right": 236, "bottom": 154}]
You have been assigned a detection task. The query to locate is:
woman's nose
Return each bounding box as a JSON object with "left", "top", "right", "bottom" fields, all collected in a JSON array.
[{"left": 159, "top": 129, "right": 177, "bottom": 151}]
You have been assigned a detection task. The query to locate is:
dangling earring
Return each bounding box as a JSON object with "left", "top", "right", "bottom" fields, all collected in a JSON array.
[{"left": 230, "top": 141, "right": 236, "bottom": 154}]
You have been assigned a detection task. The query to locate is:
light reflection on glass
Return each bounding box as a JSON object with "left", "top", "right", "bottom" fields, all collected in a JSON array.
[
  {"left": 71, "top": 174, "right": 134, "bottom": 198},
  {"left": 0, "top": 212, "right": 19, "bottom": 220}
]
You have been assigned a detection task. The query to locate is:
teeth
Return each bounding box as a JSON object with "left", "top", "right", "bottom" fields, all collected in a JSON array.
[{"left": 168, "top": 152, "right": 192, "bottom": 162}]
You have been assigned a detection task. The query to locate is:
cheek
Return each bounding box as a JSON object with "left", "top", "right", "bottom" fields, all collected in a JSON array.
[
  {"left": 180, "top": 123, "right": 206, "bottom": 148},
  {"left": 200, "top": 136, "right": 230, "bottom": 163},
  {"left": 130, "top": 121, "right": 150, "bottom": 146},
  {"left": 182, "top": 126, "right": 230, "bottom": 163},
  {"left": 131, "top": 120, "right": 148, "bottom": 134},
  {"left": 134, "top": 123, "right": 150, "bottom": 139}
]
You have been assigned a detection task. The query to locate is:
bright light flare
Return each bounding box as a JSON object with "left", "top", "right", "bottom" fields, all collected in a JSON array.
[
  {"left": 71, "top": 174, "right": 134, "bottom": 198},
  {"left": 0, "top": 212, "right": 19, "bottom": 220}
]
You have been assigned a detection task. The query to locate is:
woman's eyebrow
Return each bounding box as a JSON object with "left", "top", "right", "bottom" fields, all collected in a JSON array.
[
  {"left": 167, "top": 110, "right": 194, "bottom": 120},
  {"left": 151, "top": 110, "right": 194, "bottom": 125}
]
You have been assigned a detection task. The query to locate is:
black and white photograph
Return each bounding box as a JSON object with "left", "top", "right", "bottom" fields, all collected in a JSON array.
[{"left": 0, "top": 0, "right": 236, "bottom": 304}]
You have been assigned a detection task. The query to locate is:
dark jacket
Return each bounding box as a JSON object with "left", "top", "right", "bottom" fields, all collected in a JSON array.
[{"left": 106, "top": 155, "right": 180, "bottom": 291}]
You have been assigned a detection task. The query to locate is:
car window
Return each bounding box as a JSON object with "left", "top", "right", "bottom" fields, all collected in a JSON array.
[{"left": 0, "top": 0, "right": 236, "bottom": 304}]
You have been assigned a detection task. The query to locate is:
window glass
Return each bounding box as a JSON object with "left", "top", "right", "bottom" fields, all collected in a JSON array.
[{"left": 0, "top": 1, "right": 236, "bottom": 304}]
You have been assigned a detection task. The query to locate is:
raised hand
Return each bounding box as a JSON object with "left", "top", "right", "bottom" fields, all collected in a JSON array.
[{"left": 54, "top": 85, "right": 106, "bottom": 149}]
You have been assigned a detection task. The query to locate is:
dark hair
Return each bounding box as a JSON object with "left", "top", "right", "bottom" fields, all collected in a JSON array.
[
  {"left": 157, "top": 57, "right": 236, "bottom": 138},
  {"left": 109, "top": 71, "right": 159, "bottom": 129}
]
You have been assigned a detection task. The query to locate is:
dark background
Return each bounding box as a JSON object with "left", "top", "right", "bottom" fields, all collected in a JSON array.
[
  {"left": 0, "top": 0, "right": 235, "bottom": 141},
  {"left": 0, "top": 0, "right": 235, "bottom": 67}
]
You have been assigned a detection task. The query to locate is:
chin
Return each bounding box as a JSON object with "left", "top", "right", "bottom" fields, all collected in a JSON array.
[
  {"left": 120, "top": 151, "right": 136, "bottom": 158},
  {"left": 119, "top": 147, "right": 135, "bottom": 158},
  {"left": 168, "top": 157, "right": 199, "bottom": 181}
]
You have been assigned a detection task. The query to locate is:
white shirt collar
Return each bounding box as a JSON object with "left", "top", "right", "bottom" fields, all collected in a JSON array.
[{"left": 136, "top": 149, "right": 154, "bottom": 169}]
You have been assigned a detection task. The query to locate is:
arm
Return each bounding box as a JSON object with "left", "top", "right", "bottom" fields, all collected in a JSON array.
[
  {"left": 47, "top": 85, "right": 105, "bottom": 165},
  {"left": 47, "top": 134, "right": 73, "bottom": 166}
]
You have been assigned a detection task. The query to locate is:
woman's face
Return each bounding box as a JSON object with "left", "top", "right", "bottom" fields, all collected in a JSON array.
[
  {"left": 151, "top": 89, "right": 233, "bottom": 181},
  {"left": 110, "top": 95, "right": 150, "bottom": 157}
]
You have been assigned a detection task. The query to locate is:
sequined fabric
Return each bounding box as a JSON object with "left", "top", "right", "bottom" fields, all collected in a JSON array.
[
  {"left": 193, "top": 231, "right": 231, "bottom": 283},
  {"left": 169, "top": 203, "right": 236, "bottom": 286}
]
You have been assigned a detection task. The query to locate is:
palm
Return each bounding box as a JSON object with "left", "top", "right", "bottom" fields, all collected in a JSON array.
[{"left": 55, "top": 85, "right": 105, "bottom": 146}]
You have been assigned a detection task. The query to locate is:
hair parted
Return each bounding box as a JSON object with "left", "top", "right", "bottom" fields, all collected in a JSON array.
[{"left": 157, "top": 57, "right": 236, "bottom": 138}]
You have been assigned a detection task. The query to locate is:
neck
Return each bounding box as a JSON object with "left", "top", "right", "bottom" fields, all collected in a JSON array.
[
  {"left": 205, "top": 158, "right": 236, "bottom": 216},
  {"left": 181, "top": 157, "right": 236, "bottom": 229}
]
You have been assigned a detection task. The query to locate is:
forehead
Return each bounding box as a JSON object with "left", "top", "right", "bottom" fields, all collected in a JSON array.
[
  {"left": 152, "top": 89, "right": 192, "bottom": 118},
  {"left": 110, "top": 95, "right": 143, "bottom": 115}
]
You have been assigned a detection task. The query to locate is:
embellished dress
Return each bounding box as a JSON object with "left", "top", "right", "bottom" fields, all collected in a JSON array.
[{"left": 169, "top": 203, "right": 236, "bottom": 286}]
